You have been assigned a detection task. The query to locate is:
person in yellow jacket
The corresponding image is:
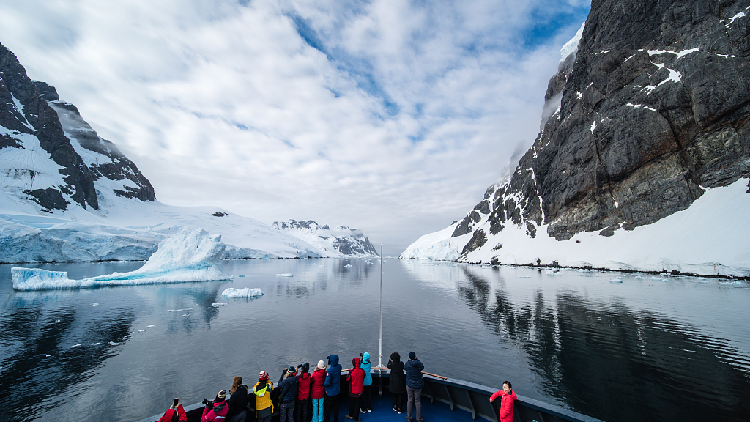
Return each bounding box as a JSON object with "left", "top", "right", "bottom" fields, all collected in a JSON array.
[{"left": 254, "top": 371, "right": 274, "bottom": 422}]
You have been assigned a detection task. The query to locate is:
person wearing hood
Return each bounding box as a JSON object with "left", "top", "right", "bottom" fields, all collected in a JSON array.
[
  {"left": 360, "top": 352, "right": 373, "bottom": 413},
  {"left": 489, "top": 381, "right": 517, "bottom": 422},
  {"left": 311, "top": 360, "right": 327, "bottom": 422},
  {"left": 404, "top": 352, "right": 424, "bottom": 422},
  {"left": 201, "top": 390, "right": 230, "bottom": 422},
  {"left": 295, "top": 363, "right": 312, "bottom": 422},
  {"left": 387, "top": 352, "right": 406, "bottom": 413},
  {"left": 279, "top": 366, "right": 300, "bottom": 422},
  {"left": 158, "top": 398, "right": 187, "bottom": 422},
  {"left": 253, "top": 371, "right": 274, "bottom": 422},
  {"left": 226, "top": 376, "right": 249, "bottom": 422},
  {"left": 323, "top": 354, "right": 342, "bottom": 422},
  {"left": 344, "top": 357, "right": 365, "bottom": 421}
]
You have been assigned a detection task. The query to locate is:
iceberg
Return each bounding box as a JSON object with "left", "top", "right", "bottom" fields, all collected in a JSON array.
[
  {"left": 221, "top": 287, "right": 264, "bottom": 298},
  {"left": 12, "top": 228, "right": 230, "bottom": 291}
]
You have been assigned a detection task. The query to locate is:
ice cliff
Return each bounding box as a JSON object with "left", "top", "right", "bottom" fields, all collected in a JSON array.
[{"left": 12, "top": 228, "right": 230, "bottom": 290}]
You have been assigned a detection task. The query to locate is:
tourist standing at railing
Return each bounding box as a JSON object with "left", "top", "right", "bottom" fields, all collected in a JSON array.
[
  {"left": 344, "top": 357, "right": 365, "bottom": 421},
  {"left": 253, "top": 371, "right": 274, "bottom": 422},
  {"left": 324, "top": 354, "right": 342, "bottom": 422},
  {"left": 201, "top": 390, "right": 229, "bottom": 422},
  {"left": 279, "top": 366, "right": 299, "bottom": 422},
  {"left": 226, "top": 376, "right": 249, "bottom": 422},
  {"left": 158, "top": 398, "right": 187, "bottom": 422},
  {"left": 404, "top": 352, "right": 424, "bottom": 422},
  {"left": 489, "top": 381, "right": 517, "bottom": 422},
  {"left": 295, "top": 363, "right": 312, "bottom": 422},
  {"left": 311, "top": 360, "right": 327, "bottom": 422},
  {"left": 387, "top": 352, "right": 406, "bottom": 413},
  {"left": 360, "top": 352, "right": 373, "bottom": 413}
]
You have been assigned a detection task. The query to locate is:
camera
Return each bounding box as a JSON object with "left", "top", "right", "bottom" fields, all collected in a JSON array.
[{"left": 202, "top": 398, "right": 213, "bottom": 407}]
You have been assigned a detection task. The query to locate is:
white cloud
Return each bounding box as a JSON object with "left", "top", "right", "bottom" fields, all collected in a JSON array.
[{"left": 0, "top": 0, "right": 589, "bottom": 256}]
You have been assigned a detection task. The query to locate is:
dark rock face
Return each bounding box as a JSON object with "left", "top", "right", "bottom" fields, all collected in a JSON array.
[
  {"left": 1, "top": 44, "right": 98, "bottom": 211},
  {"left": 458, "top": 0, "right": 750, "bottom": 249},
  {"left": 0, "top": 43, "right": 155, "bottom": 210}
]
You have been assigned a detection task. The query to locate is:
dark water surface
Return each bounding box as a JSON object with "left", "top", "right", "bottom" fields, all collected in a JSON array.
[{"left": 1, "top": 259, "right": 748, "bottom": 422}]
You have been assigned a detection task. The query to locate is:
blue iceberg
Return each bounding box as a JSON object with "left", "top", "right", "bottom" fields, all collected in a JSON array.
[{"left": 12, "top": 228, "right": 230, "bottom": 291}]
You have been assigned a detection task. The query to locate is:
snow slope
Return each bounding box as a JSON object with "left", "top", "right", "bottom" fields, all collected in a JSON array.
[
  {"left": 11, "top": 228, "right": 230, "bottom": 290},
  {"left": 401, "top": 178, "right": 750, "bottom": 277},
  {"left": 272, "top": 220, "right": 378, "bottom": 257}
]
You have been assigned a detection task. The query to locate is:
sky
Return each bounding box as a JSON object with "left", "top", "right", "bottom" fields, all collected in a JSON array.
[{"left": 0, "top": 0, "right": 590, "bottom": 256}]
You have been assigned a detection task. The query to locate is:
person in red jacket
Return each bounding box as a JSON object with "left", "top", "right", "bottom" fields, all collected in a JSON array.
[
  {"left": 489, "top": 381, "right": 517, "bottom": 422},
  {"left": 344, "top": 357, "right": 365, "bottom": 422},
  {"left": 311, "top": 360, "right": 327, "bottom": 422},
  {"left": 158, "top": 398, "right": 187, "bottom": 422},
  {"left": 295, "top": 363, "right": 313, "bottom": 422},
  {"left": 202, "top": 390, "right": 230, "bottom": 422}
]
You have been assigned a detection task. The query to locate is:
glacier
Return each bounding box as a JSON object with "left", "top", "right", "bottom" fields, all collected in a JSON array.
[{"left": 11, "top": 228, "right": 231, "bottom": 290}]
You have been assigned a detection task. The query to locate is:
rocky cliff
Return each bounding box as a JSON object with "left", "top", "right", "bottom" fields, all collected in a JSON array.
[
  {"left": 404, "top": 0, "right": 750, "bottom": 276},
  {"left": 459, "top": 0, "right": 749, "bottom": 250},
  {"left": 0, "top": 43, "right": 154, "bottom": 212}
]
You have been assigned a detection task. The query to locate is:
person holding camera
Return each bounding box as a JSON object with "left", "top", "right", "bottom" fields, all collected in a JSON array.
[
  {"left": 278, "top": 366, "right": 300, "bottom": 422},
  {"left": 158, "top": 398, "right": 187, "bottom": 422},
  {"left": 253, "top": 371, "right": 274, "bottom": 422},
  {"left": 201, "top": 390, "right": 229, "bottom": 422},
  {"left": 311, "top": 360, "right": 327, "bottom": 422},
  {"left": 404, "top": 352, "right": 424, "bottom": 422},
  {"left": 344, "top": 357, "right": 365, "bottom": 422},
  {"left": 295, "top": 363, "right": 312, "bottom": 422}
]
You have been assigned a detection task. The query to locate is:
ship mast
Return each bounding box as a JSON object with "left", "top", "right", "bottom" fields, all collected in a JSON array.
[{"left": 379, "top": 244, "right": 383, "bottom": 396}]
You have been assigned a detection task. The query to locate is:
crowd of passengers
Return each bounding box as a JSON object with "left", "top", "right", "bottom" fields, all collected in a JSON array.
[
  {"left": 158, "top": 351, "right": 516, "bottom": 422},
  {"left": 158, "top": 351, "right": 429, "bottom": 422}
]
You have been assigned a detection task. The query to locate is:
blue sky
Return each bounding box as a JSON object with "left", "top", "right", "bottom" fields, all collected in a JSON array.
[{"left": 0, "top": 0, "right": 590, "bottom": 255}]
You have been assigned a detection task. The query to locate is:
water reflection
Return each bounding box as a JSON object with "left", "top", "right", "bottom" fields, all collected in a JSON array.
[
  {"left": 455, "top": 267, "right": 750, "bottom": 422},
  {"left": 0, "top": 299, "right": 134, "bottom": 421}
]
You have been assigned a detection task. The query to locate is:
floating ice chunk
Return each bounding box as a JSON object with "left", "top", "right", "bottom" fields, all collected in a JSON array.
[
  {"left": 221, "top": 287, "right": 264, "bottom": 298},
  {"left": 137, "top": 330, "right": 146, "bottom": 333},
  {"left": 276, "top": 273, "right": 293, "bottom": 277},
  {"left": 94, "top": 342, "right": 101, "bottom": 346},
  {"left": 44, "top": 354, "right": 52, "bottom": 358},
  {"left": 109, "top": 341, "right": 119, "bottom": 346},
  {"left": 71, "top": 344, "right": 81, "bottom": 348},
  {"left": 11, "top": 228, "right": 230, "bottom": 291},
  {"left": 238, "top": 275, "right": 246, "bottom": 277},
  {"left": 91, "top": 303, "right": 99, "bottom": 306},
  {"left": 182, "top": 314, "right": 190, "bottom": 317},
  {"left": 519, "top": 275, "right": 531, "bottom": 278},
  {"left": 609, "top": 279, "right": 624, "bottom": 283},
  {"left": 146, "top": 325, "right": 155, "bottom": 328},
  {"left": 211, "top": 302, "right": 227, "bottom": 308}
]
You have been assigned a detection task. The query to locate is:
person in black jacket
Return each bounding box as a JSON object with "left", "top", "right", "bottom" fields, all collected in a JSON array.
[
  {"left": 226, "top": 376, "right": 249, "bottom": 422},
  {"left": 279, "top": 366, "right": 299, "bottom": 422},
  {"left": 404, "top": 352, "right": 424, "bottom": 422},
  {"left": 387, "top": 352, "right": 406, "bottom": 413}
]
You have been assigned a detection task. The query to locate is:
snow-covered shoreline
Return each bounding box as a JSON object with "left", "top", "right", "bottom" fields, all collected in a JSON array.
[{"left": 401, "top": 178, "right": 750, "bottom": 278}]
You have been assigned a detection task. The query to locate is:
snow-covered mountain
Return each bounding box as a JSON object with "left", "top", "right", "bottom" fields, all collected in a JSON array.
[
  {"left": 272, "top": 220, "right": 379, "bottom": 257},
  {"left": 402, "top": 0, "right": 750, "bottom": 278},
  {"left": 0, "top": 42, "right": 326, "bottom": 262}
]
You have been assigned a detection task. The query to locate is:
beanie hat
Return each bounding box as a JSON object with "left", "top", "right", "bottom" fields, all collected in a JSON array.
[
  {"left": 217, "top": 390, "right": 227, "bottom": 400},
  {"left": 317, "top": 360, "right": 326, "bottom": 370},
  {"left": 259, "top": 371, "right": 269, "bottom": 381},
  {"left": 409, "top": 352, "right": 416, "bottom": 360},
  {"left": 303, "top": 362, "right": 310, "bottom": 372}
]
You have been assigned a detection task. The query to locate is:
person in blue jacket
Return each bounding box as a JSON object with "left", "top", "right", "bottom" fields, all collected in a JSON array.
[
  {"left": 404, "top": 352, "right": 424, "bottom": 422},
  {"left": 278, "top": 366, "right": 299, "bottom": 422},
  {"left": 360, "top": 352, "right": 373, "bottom": 413},
  {"left": 323, "top": 354, "right": 342, "bottom": 422}
]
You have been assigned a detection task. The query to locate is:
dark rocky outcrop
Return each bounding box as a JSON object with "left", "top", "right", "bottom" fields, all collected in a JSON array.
[
  {"left": 457, "top": 0, "right": 750, "bottom": 250},
  {"left": 0, "top": 43, "right": 155, "bottom": 211},
  {"left": 273, "top": 219, "right": 379, "bottom": 256}
]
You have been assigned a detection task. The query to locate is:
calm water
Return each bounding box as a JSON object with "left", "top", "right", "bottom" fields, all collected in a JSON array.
[{"left": 1, "top": 259, "right": 749, "bottom": 422}]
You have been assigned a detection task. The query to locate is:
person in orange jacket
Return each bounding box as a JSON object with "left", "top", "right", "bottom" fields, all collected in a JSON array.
[{"left": 489, "top": 381, "right": 517, "bottom": 422}]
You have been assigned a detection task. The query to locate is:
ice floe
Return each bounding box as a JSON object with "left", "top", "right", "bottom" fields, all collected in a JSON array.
[{"left": 221, "top": 287, "right": 264, "bottom": 298}]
